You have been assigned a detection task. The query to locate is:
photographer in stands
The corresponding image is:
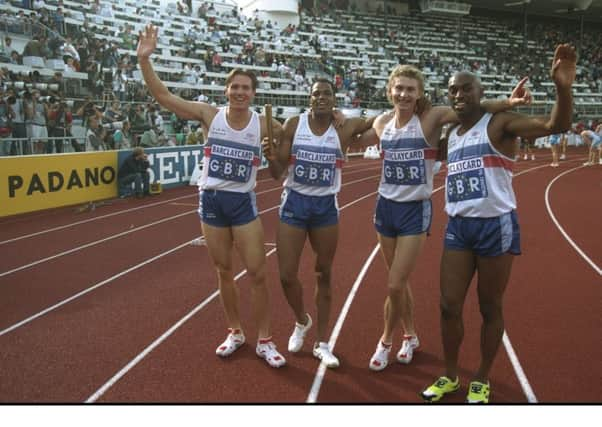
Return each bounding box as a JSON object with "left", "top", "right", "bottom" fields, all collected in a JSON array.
[
  {"left": 24, "top": 89, "right": 49, "bottom": 154},
  {"left": 6, "top": 88, "right": 28, "bottom": 155},
  {"left": 46, "top": 97, "right": 75, "bottom": 153},
  {"left": 118, "top": 146, "right": 150, "bottom": 198},
  {"left": 113, "top": 120, "right": 132, "bottom": 150},
  {"left": 85, "top": 115, "right": 107, "bottom": 151}
]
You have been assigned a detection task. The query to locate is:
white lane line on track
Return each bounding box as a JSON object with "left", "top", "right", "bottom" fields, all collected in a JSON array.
[
  {"left": 0, "top": 193, "right": 195, "bottom": 246},
  {"left": 503, "top": 332, "right": 538, "bottom": 403},
  {"left": 0, "top": 239, "right": 194, "bottom": 338},
  {"left": 306, "top": 243, "right": 381, "bottom": 404},
  {"left": 0, "top": 211, "right": 193, "bottom": 278},
  {"left": 544, "top": 165, "right": 601, "bottom": 275},
  {"left": 0, "top": 204, "right": 282, "bottom": 337},
  {"left": 84, "top": 188, "right": 380, "bottom": 403},
  {"left": 305, "top": 184, "right": 446, "bottom": 403},
  {"left": 1, "top": 165, "right": 382, "bottom": 246},
  {"left": 306, "top": 163, "right": 554, "bottom": 402},
  {"left": 0, "top": 173, "right": 380, "bottom": 278},
  {"left": 0, "top": 175, "right": 381, "bottom": 336},
  {"left": 84, "top": 248, "right": 278, "bottom": 403}
]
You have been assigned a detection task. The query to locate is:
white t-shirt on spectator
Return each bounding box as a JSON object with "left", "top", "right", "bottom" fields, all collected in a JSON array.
[{"left": 33, "top": 0, "right": 46, "bottom": 11}]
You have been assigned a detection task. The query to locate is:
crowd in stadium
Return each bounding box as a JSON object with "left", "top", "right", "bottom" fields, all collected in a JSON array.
[{"left": 0, "top": 0, "right": 600, "bottom": 155}]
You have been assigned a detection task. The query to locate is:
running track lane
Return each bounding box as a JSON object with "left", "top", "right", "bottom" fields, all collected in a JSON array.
[
  {"left": 2, "top": 157, "right": 599, "bottom": 402},
  {"left": 0, "top": 162, "right": 382, "bottom": 401}
]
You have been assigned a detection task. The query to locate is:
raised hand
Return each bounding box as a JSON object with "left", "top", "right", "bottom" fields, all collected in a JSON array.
[
  {"left": 509, "top": 76, "right": 532, "bottom": 106},
  {"left": 137, "top": 24, "right": 158, "bottom": 59},
  {"left": 550, "top": 43, "right": 577, "bottom": 89}
]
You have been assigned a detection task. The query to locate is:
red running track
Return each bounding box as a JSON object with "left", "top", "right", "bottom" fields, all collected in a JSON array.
[{"left": 0, "top": 147, "right": 599, "bottom": 403}]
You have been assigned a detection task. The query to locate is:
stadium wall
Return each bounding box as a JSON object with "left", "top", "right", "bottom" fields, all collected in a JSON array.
[
  {"left": 1, "top": 145, "right": 272, "bottom": 217},
  {"left": 1, "top": 146, "right": 201, "bottom": 217}
]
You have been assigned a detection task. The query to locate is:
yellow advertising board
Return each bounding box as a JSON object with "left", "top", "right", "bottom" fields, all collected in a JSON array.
[{"left": 0, "top": 152, "right": 118, "bottom": 217}]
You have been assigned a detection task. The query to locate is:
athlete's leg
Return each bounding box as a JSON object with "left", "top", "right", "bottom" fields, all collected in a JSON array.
[
  {"left": 439, "top": 248, "right": 476, "bottom": 380},
  {"left": 202, "top": 222, "right": 240, "bottom": 332},
  {"left": 378, "top": 232, "right": 426, "bottom": 344},
  {"left": 581, "top": 131, "right": 594, "bottom": 165},
  {"left": 550, "top": 143, "right": 559, "bottom": 166},
  {"left": 308, "top": 223, "right": 339, "bottom": 343},
  {"left": 277, "top": 222, "right": 309, "bottom": 324},
  {"left": 232, "top": 218, "right": 271, "bottom": 339},
  {"left": 474, "top": 253, "right": 514, "bottom": 382}
]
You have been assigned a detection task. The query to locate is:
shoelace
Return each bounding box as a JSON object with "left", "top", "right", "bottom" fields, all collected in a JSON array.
[
  {"left": 470, "top": 384, "right": 483, "bottom": 393},
  {"left": 435, "top": 378, "right": 450, "bottom": 388}
]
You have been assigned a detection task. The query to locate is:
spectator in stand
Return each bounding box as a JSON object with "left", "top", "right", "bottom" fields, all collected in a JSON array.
[
  {"left": 53, "top": 7, "right": 65, "bottom": 35},
  {"left": 85, "top": 116, "right": 107, "bottom": 151},
  {"left": 24, "top": 90, "right": 48, "bottom": 154},
  {"left": 118, "top": 146, "right": 150, "bottom": 198},
  {"left": 104, "top": 100, "right": 125, "bottom": 124},
  {"left": 76, "top": 95, "right": 102, "bottom": 129},
  {"left": 46, "top": 98, "right": 74, "bottom": 153},
  {"left": 186, "top": 125, "right": 204, "bottom": 145},
  {"left": 212, "top": 50, "right": 223, "bottom": 70},
  {"left": 32, "top": 0, "right": 46, "bottom": 12},
  {"left": 113, "top": 120, "right": 132, "bottom": 150},
  {"left": 0, "top": 37, "right": 13, "bottom": 61}
]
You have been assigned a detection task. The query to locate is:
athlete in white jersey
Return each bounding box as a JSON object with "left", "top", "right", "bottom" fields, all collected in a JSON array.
[
  {"left": 354, "top": 65, "right": 531, "bottom": 374},
  {"left": 138, "top": 24, "right": 287, "bottom": 368},
  {"left": 262, "top": 79, "right": 375, "bottom": 368},
  {"left": 421, "top": 44, "right": 576, "bottom": 404},
  {"left": 445, "top": 113, "right": 517, "bottom": 218},
  {"left": 198, "top": 106, "right": 261, "bottom": 193}
]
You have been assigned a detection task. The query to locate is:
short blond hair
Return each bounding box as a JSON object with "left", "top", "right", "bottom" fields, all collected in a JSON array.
[{"left": 386, "top": 64, "right": 425, "bottom": 104}]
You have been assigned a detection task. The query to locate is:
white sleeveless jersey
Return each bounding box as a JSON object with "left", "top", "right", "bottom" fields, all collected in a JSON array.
[
  {"left": 445, "top": 113, "right": 516, "bottom": 217},
  {"left": 198, "top": 107, "right": 261, "bottom": 193},
  {"left": 283, "top": 113, "right": 344, "bottom": 196},
  {"left": 378, "top": 114, "right": 437, "bottom": 202}
]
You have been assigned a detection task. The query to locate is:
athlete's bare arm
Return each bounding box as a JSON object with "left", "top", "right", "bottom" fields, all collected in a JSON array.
[
  {"left": 137, "top": 24, "right": 217, "bottom": 127},
  {"left": 489, "top": 44, "right": 576, "bottom": 155}
]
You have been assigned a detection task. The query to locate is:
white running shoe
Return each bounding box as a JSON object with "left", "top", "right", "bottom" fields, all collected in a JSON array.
[
  {"left": 256, "top": 340, "right": 286, "bottom": 368},
  {"left": 369, "top": 341, "right": 391, "bottom": 371},
  {"left": 531, "top": 154, "right": 535, "bottom": 160},
  {"left": 288, "top": 313, "right": 312, "bottom": 352},
  {"left": 397, "top": 335, "right": 420, "bottom": 364},
  {"left": 560, "top": 154, "right": 566, "bottom": 160},
  {"left": 313, "top": 342, "right": 339, "bottom": 368},
  {"left": 216, "top": 330, "right": 245, "bottom": 357}
]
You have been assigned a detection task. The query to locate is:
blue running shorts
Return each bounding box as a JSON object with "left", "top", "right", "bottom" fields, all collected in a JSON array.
[
  {"left": 549, "top": 134, "right": 561, "bottom": 146},
  {"left": 444, "top": 210, "right": 521, "bottom": 257},
  {"left": 374, "top": 196, "right": 432, "bottom": 238},
  {"left": 279, "top": 188, "right": 339, "bottom": 230},
  {"left": 583, "top": 131, "right": 602, "bottom": 147},
  {"left": 199, "top": 189, "right": 258, "bottom": 227}
]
